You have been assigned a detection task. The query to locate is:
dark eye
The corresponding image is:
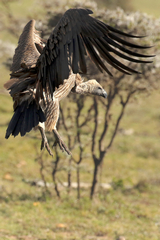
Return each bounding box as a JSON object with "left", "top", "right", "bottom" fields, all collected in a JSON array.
[{"left": 98, "top": 87, "right": 102, "bottom": 90}]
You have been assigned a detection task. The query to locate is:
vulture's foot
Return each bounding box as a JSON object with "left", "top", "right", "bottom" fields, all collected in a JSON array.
[
  {"left": 38, "top": 126, "right": 53, "bottom": 156},
  {"left": 52, "top": 129, "right": 71, "bottom": 155}
]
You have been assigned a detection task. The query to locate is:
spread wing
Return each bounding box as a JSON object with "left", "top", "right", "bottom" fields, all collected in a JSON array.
[
  {"left": 4, "top": 8, "right": 154, "bottom": 140},
  {"left": 10, "top": 19, "right": 44, "bottom": 72},
  {"left": 37, "top": 8, "right": 153, "bottom": 96},
  {"left": 4, "top": 19, "right": 44, "bottom": 91},
  {"left": 4, "top": 20, "right": 46, "bottom": 138}
]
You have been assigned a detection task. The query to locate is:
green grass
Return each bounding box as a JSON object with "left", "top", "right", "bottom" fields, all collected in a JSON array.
[
  {"left": 1, "top": 88, "right": 160, "bottom": 239},
  {"left": 0, "top": 1, "right": 160, "bottom": 239},
  {"left": 0, "top": 183, "right": 159, "bottom": 239}
]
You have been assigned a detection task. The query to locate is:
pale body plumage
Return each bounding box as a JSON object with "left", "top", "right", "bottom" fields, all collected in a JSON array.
[
  {"left": 45, "top": 73, "right": 104, "bottom": 131},
  {"left": 44, "top": 74, "right": 79, "bottom": 132},
  {"left": 4, "top": 8, "right": 153, "bottom": 155},
  {"left": 39, "top": 73, "right": 106, "bottom": 155}
]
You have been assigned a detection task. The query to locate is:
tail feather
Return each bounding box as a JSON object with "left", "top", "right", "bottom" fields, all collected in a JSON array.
[
  {"left": 14, "top": 112, "right": 26, "bottom": 137},
  {"left": 33, "top": 104, "right": 40, "bottom": 127},
  {"left": 5, "top": 100, "right": 46, "bottom": 139},
  {"left": 20, "top": 107, "right": 29, "bottom": 137},
  {"left": 26, "top": 105, "right": 34, "bottom": 133}
]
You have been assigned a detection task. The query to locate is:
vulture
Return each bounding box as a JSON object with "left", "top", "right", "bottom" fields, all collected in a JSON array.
[{"left": 4, "top": 8, "right": 153, "bottom": 156}]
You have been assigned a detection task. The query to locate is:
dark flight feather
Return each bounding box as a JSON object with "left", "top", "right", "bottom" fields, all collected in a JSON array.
[
  {"left": 104, "top": 35, "right": 154, "bottom": 58},
  {"left": 5, "top": 100, "right": 45, "bottom": 139},
  {"left": 8, "top": 77, "right": 36, "bottom": 96},
  {"left": 5, "top": 8, "right": 154, "bottom": 140},
  {"left": 36, "top": 8, "right": 154, "bottom": 96}
]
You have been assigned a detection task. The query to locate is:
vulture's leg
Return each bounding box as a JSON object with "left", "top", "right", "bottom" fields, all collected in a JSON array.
[
  {"left": 38, "top": 126, "right": 53, "bottom": 156},
  {"left": 52, "top": 128, "right": 71, "bottom": 155}
]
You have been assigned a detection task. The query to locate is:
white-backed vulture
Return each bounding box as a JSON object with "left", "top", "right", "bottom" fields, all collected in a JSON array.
[{"left": 4, "top": 8, "right": 154, "bottom": 156}]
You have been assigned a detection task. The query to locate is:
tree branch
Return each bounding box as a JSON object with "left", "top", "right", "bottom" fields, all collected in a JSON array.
[
  {"left": 91, "top": 97, "right": 98, "bottom": 158},
  {"left": 105, "top": 89, "right": 136, "bottom": 151}
]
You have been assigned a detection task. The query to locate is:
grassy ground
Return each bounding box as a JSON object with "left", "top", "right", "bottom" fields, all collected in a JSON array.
[{"left": 0, "top": 0, "right": 160, "bottom": 239}]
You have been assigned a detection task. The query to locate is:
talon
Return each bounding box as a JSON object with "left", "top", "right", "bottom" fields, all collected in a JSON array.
[
  {"left": 52, "top": 139, "right": 58, "bottom": 147},
  {"left": 39, "top": 126, "right": 53, "bottom": 156},
  {"left": 52, "top": 129, "right": 72, "bottom": 155},
  {"left": 41, "top": 140, "right": 53, "bottom": 156}
]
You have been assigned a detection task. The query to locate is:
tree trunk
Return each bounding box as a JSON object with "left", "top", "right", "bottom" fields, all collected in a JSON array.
[
  {"left": 77, "top": 165, "right": 80, "bottom": 199},
  {"left": 90, "top": 158, "right": 100, "bottom": 199}
]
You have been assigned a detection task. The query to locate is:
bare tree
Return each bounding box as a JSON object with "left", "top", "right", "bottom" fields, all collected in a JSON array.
[
  {"left": 90, "top": 73, "right": 148, "bottom": 198},
  {"left": 3, "top": 1, "right": 160, "bottom": 199}
]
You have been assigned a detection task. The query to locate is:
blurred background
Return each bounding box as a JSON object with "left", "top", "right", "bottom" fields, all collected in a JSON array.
[{"left": 0, "top": 0, "right": 160, "bottom": 239}]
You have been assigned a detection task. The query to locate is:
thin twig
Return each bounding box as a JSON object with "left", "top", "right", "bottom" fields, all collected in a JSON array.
[{"left": 38, "top": 151, "right": 51, "bottom": 196}]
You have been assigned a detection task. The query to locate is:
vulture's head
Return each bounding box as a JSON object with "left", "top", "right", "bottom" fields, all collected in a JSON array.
[{"left": 74, "top": 79, "right": 107, "bottom": 98}]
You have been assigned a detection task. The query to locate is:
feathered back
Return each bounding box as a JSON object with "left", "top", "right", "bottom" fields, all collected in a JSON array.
[{"left": 10, "top": 20, "right": 42, "bottom": 72}]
